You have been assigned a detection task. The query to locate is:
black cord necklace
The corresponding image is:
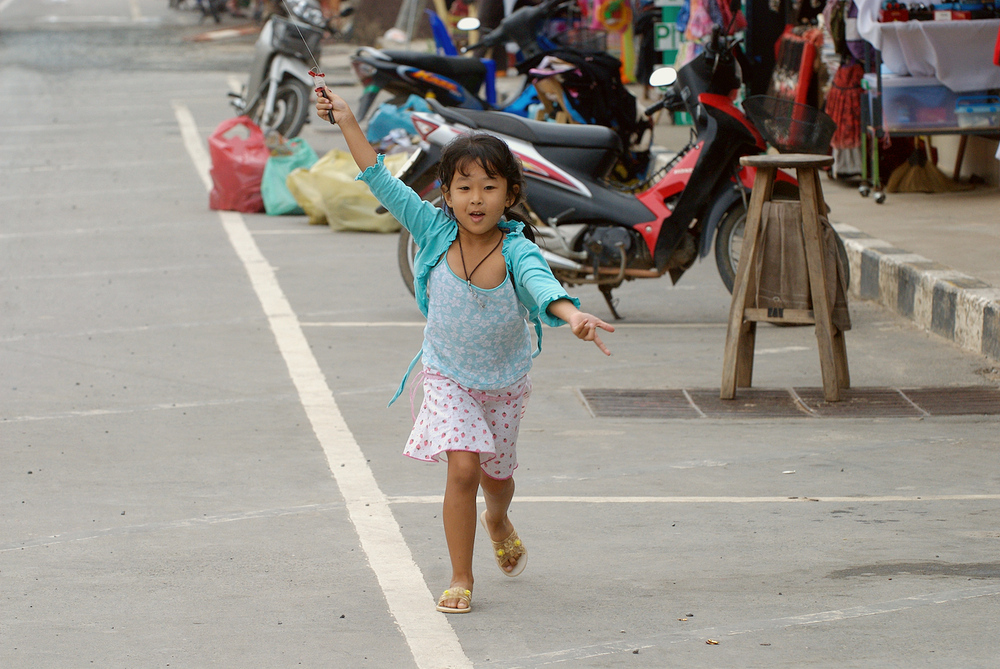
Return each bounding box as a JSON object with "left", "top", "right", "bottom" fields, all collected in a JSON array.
[{"left": 457, "top": 229, "right": 503, "bottom": 303}]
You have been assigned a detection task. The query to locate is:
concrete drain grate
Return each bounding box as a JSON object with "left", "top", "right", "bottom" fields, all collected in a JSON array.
[
  {"left": 898, "top": 387, "right": 1000, "bottom": 416},
  {"left": 579, "top": 386, "right": 1000, "bottom": 419}
]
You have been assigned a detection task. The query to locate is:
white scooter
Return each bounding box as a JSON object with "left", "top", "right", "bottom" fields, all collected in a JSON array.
[{"left": 229, "top": 0, "right": 353, "bottom": 138}]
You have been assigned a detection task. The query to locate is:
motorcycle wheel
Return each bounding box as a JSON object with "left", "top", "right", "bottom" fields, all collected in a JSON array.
[
  {"left": 356, "top": 86, "right": 380, "bottom": 122},
  {"left": 714, "top": 187, "right": 850, "bottom": 295},
  {"left": 397, "top": 228, "right": 418, "bottom": 297},
  {"left": 251, "top": 79, "right": 310, "bottom": 138},
  {"left": 396, "top": 182, "right": 442, "bottom": 295}
]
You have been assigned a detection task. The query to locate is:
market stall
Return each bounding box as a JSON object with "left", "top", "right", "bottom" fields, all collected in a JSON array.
[{"left": 849, "top": 1, "right": 999, "bottom": 200}]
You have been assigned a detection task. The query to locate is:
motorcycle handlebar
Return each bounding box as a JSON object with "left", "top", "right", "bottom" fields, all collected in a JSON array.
[
  {"left": 703, "top": 24, "right": 743, "bottom": 59},
  {"left": 463, "top": 34, "right": 498, "bottom": 53},
  {"left": 644, "top": 99, "right": 667, "bottom": 116},
  {"left": 644, "top": 89, "right": 685, "bottom": 117}
]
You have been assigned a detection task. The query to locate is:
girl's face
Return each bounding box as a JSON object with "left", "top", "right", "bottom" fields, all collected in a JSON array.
[{"left": 443, "top": 159, "right": 517, "bottom": 238}]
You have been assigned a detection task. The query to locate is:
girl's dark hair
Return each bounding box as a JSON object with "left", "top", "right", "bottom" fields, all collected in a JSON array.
[{"left": 438, "top": 132, "right": 526, "bottom": 219}]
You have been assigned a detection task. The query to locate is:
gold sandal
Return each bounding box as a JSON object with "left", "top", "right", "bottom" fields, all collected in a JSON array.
[
  {"left": 480, "top": 510, "right": 527, "bottom": 577},
  {"left": 436, "top": 587, "right": 472, "bottom": 614}
]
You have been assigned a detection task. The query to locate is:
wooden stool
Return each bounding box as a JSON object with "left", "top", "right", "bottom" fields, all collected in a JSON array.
[{"left": 720, "top": 154, "right": 850, "bottom": 402}]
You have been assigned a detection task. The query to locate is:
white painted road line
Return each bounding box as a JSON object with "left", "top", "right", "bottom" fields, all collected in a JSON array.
[
  {"left": 298, "top": 321, "right": 728, "bottom": 329},
  {"left": 40, "top": 15, "right": 160, "bottom": 24},
  {"left": 2, "top": 396, "right": 297, "bottom": 424},
  {"left": 389, "top": 494, "right": 1000, "bottom": 505},
  {"left": 301, "top": 321, "right": 426, "bottom": 327},
  {"left": 173, "top": 102, "right": 474, "bottom": 669}
]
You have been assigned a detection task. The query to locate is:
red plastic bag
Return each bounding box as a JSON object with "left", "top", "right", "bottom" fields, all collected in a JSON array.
[
  {"left": 208, "top": 116, "right": 270, "bottom": 212},
  {"left": 994, "top": 23, "right": 999, "bottom": 66}
]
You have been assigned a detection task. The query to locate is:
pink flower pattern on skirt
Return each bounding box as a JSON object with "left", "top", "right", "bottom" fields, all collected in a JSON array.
[{"left": 404, "top": 368, "right": 531, "bottom": 480}]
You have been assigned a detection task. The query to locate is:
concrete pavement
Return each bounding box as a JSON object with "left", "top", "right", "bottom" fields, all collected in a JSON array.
[{"left": 3, "top": 8, "right": 1000, "bottom": 667}]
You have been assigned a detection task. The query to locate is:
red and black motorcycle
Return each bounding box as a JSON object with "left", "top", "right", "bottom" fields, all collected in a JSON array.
[{"left": 395, "top": 23, "right": 844, "bottom": 318}]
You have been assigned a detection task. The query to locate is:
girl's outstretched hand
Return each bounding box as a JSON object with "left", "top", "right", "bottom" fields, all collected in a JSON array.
[{"left": 566, "top": 311, "right": 614, "bottom": 356}]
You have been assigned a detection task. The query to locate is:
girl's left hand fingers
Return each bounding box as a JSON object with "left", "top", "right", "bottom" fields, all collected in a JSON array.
[
  {"left": 574, "top": 316, "right": 612, "bottom": 355},
  {"left": 593, "top": 333, "right": 611, "bottom": 356},
  {"left": 576, "top": 315, "right": 614, "bottom": 336}
]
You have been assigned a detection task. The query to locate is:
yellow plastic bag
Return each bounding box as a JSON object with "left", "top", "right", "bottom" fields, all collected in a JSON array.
[{"left": 286, "top": 150, "right": 409, "bottom": 232}]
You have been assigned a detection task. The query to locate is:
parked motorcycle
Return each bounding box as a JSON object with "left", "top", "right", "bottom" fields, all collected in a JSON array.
[
  {"left": 394, "top": 24, "right": 847, "bottom": 318},
  {"left": 350, "top": 0, "right": 650, "bottom": 168},
  {"left": 351, "top": 0, "right": 568, "bottom": 121},
  {"left": 360, "top": 0, "right": 651, "bottom": 182},
  {"left": 229, "top": 0, "right": 354, "bottom": 138}
]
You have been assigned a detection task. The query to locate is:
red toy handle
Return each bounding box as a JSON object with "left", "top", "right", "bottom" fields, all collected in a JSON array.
[{"left": 310, "top": 70, "right": 336, "bottom": 125}]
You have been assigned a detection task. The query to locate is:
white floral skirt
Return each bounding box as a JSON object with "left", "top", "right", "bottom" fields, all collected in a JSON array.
[{"left": 404, "top": 368, "right": 531, "bottom": 480}]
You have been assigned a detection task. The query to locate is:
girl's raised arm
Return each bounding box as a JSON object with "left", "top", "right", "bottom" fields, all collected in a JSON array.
[{"left": 316, "top": 89, "right": 377, "bottom": 172}]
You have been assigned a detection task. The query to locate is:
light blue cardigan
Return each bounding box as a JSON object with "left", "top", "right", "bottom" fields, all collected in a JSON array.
[{"left": 357, "top": 155, "right": 580, "bottom": 405}]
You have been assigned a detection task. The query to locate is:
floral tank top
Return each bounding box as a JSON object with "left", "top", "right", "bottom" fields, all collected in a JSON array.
[{"left": 422, "top": 259, "right": 532, "bottom": 390}]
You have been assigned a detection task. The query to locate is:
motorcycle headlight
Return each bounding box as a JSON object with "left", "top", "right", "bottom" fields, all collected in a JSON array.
[{"left": 290, "top": 0, "right": 325, "bottom": 27}]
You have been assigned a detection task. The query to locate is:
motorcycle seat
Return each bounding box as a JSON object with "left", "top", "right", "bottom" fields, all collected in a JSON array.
[
  {"left": 381, "top": 50, "right": 488, "bottom": 94},
  {"left": 433, "top": 103, "right": 622, "bottom": 152}
]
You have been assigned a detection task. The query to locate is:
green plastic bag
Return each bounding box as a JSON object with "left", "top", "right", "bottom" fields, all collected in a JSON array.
[{"left": 261, "top": 137, "right": 318, "bottom": 215}]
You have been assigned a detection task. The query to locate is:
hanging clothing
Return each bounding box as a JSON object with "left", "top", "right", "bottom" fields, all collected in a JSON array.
[
  {"left": 825, "top": 61, "right": 864, "bottom": 150},
  {"left": 844, "top": 0, "right": 866, "bottom": 64}
]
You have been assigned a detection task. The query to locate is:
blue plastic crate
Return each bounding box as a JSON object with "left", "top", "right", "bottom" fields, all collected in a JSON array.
[
  {"left": 955, "top": 95, "right": 1000, "bottom": 129},
  {"left": 864, "top": 73, "right": 960, "bottom": 130}
]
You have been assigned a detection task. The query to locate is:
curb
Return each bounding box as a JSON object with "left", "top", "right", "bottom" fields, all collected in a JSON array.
[
  {"left": 833, "top": 223, "right": 1000, "bottom": 362},
  {"left": 186, "top": 24, "right": 259, "bottom": 42}
]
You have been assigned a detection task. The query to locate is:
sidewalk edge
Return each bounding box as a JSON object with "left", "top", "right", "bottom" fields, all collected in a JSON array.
[{"left": 832, "top": 223, "right": 1000, "bottom": 362}]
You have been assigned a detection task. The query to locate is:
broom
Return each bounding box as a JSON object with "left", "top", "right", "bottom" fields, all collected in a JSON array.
[{"left": 886, "top": 137, "right": 972, "bottom": 193}]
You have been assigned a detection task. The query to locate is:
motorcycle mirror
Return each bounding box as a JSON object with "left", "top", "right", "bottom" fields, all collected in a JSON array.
[
  {"left": 456, "top": 17, "right": 481, "bottom": 31},
  {"left": 648, "top": 67, "right": 678, "bottom": 88}
]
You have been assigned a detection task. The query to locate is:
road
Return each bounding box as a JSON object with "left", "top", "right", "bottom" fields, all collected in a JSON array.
[{"left": 2, "top": 2, "right": 999, "bottom": 667}]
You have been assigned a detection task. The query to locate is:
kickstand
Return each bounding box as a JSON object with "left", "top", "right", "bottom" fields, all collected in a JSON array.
[{"left": 599, "top": 284, "right": 622, "bottom": 320}]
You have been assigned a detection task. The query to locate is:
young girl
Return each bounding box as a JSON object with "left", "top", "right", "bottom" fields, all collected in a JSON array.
[{"left": 316, "top": 91, "right": 613, "bottom": 614}]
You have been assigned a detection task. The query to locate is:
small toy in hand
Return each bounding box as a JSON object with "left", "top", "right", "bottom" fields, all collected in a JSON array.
[{"left": 310, "top": 70, "right": 336, "bottom": 125}]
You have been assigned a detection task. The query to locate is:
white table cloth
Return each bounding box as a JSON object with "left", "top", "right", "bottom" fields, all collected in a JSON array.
[{"left": 854, "top": 0, "right": 1000, "bottom": 93}]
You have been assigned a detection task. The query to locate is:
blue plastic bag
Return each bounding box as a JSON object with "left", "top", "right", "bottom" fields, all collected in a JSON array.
[
  {"left": 261, "top": 137, "right": 318, "bottom": 215},
  {"left": 364, "top": 95, "right": 431, "bottom": 143}
]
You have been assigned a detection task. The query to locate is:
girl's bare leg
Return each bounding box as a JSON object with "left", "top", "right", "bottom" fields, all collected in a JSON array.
[
  {"left": 479, "top": 472, "right": 521, "bottom": 573},
  {"left": 441, "top": 451, "right": 482, "bottom": 610}
]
